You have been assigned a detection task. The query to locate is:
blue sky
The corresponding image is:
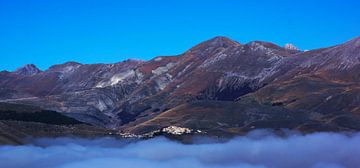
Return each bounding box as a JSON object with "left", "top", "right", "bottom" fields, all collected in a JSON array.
[{"left": 1, "top": 0, "right": 359, "bottom": 71}]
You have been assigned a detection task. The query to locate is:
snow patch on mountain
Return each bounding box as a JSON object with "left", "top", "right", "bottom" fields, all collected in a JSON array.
[
  {"left": 249, "top": 42, "right": 268, "bottom": 51},
  {"left": 95, "top": 70, "right": 142, "bottom": 88},
  {"left": 200, "top": 49, "right": 228, "bottom": 68},
  {"left": 177, "top": 63, "right": 193, "bottom": 77},
  {"left": 57, "top": 64, "right": 81, "bottom": 80},
  {"left": 300, "top": 40, "right": 360, "bottom": 70},
  {"left": 154, "top": 57, "right": 163, "bottom": 61},
  {"left": 152, "top": 63, "right": 176, "bottom": 75},
  {"left": 248, "top": 42, "right": 281, "bottom": 57},
  {"left": 110, "top": 71, "right": 135, "bottom": 85},
  {"left": 155, "top": 73, "right": 173, "bottom": 90},
  {"left": 94, "top": 99, "right": 107, "bottom": 112},
  {"left": 224, "top": 61, "right": 282, "bottom": 83}
]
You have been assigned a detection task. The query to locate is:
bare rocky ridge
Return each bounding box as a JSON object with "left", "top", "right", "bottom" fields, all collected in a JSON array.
[{"left": 0, "top": 36, "right": 360, "bottom": 137}]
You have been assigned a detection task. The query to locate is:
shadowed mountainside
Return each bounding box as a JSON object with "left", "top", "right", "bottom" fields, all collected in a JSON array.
[{"left": 0, "top": 103, "right": 113, "bottom": 144}]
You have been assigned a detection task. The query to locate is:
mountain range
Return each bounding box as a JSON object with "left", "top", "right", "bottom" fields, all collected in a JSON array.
[{"left": 1, "top": 36, "right": 360, "bottom": 143}]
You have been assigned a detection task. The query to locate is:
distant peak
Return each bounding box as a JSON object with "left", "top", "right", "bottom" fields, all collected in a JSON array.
[
  {"left": 284, "top": 43, "right": 299, "bottom": 51},
  {"left": 206, "top": 36, "right": 241, "bottom": 47},
  {"left": 13, "top": 64, "right": 41, "bottom": 76}
]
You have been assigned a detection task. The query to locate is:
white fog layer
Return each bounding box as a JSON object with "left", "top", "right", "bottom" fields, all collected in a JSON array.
[{"left": 0, "top": 131, "right": 360, "bottom": 168}]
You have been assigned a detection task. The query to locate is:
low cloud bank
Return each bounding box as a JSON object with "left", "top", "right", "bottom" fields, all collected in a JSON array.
[{"left": 1, "top": 130, "right": 360, "bottom": 168}]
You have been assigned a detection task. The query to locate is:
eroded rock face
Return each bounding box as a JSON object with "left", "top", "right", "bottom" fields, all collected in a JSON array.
[
  {"left": 1, "top": 36, "right": 360, "bottom": 136},
  {"left": 284, "top": 43, "right": 299, "bottom": 51}
]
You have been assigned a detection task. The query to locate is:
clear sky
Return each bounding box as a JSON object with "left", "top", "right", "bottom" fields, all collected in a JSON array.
[{"left": 1, "top": 0, "right": 359, "bottom": 71}]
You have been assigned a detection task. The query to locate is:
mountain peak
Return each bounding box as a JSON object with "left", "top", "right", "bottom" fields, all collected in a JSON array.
[
  {"left": 48, "top": 62, "right": 82, "bottom": 70},
  {"left": 206, "top": 36, "right": 241, "bottom": 47},
  {"left": 13, "top": 64, "right": 41, "bottom": 76},
  {"left": 186, "top": 36, "right": 240, "bottom": 54}
]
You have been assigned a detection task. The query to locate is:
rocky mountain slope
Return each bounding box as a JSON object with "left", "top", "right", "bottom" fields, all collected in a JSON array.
[
  {"left": 1, "top": 36, "right": 360, "bottom": 136},
  {"left": 0, "top": 102, "right": 112, "bottom": 144}
]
